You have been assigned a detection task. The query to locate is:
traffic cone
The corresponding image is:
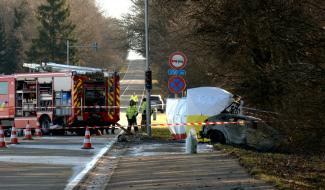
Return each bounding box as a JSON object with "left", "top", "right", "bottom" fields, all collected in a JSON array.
[
  {"left": 0, "top": 126, "right": 7, "bottom": 148},
  {"left": 81, "top": 127, "right": 93, "bottom": 149},
  {"left": 35, "top": 122, "right": 42, "bottom": 137},
  {"left": 23, "top": 121, "right": 33, "bottom": 140},
  {"left": 9, "top": 125, "right": 19, "bottom": 144}
]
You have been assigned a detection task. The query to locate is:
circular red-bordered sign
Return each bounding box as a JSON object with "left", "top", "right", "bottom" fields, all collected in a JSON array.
[
  {"left": 168, "top": 51, "right": 187, "bottom": 70},
  {"left": 168, "top": 76, "right": 186, "bottom": 94}
]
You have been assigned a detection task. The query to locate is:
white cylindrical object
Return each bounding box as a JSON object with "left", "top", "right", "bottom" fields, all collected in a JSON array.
[{"left": 186, "top": 128, "right": 198, "bottom": 154}]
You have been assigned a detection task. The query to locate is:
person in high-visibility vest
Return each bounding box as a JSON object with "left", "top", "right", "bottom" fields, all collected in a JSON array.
[
  {"left": 130, "top": 92, "right": 139, "bottom": 105},
  {"left": 126, "top": 100, "right": 138, "bottom": 132},
  {"left": 140, "top": 98, "right": 148, "bottom": 132}
]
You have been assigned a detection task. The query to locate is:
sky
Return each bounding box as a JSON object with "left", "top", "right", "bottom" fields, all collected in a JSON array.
[
  {"left": 95, "top": 0, "right": 132, "bottom": 19},
  {"left": 96, "top": 0, "right": 144, "bottom": 60}
]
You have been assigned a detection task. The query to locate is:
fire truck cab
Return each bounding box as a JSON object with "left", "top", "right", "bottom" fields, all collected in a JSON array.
[{"left": 0, "top": 63, "right": 120, "bottom": 135}]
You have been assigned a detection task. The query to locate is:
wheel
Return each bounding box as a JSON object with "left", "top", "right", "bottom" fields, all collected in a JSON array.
[
  {"left": 4, "top": 128, "right": 11, "bottom": 137},
  {"left": 209, "top": 130, "right": 226, "bottom": 144},
  {"left": 76, "top": 129, "right": 85, "bottom": 136},
  {"left": 100, "top": 128, "right": 105, "bottom": 135},
  {"left": 89, "top": 128, "right": 96, "bottom": 135},
  {"left": 51, "top": 129, "right": 65, "bottom": 136},
  {"left": 40, "top": 116, "right": 51, "bottom": 135}
]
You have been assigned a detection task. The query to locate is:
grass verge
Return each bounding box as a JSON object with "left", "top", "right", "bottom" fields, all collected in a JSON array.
[
  {"left": 150, "top": 113, "right": 172, "bottom": 140},
  {"left": 151, "top": 126, "right": 172, "bottom": 140},
  {"left": 214, "top": 144, "right": 325, "bottom": 190}
]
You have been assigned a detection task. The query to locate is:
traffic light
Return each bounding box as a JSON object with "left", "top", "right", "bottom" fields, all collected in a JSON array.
[{"left": 145, "top": 70, "right": 152, "bottom": 90}]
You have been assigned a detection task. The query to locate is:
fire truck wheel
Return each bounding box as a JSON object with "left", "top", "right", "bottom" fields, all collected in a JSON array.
[
  {"left": 4, "top": 128, "right": 11, "bottom": 137},
  {"left": 76, "top": 129, "right": 85, "bottom": 136},
  {"left": 40, "top": 116, "right": 51, "bottom": 135}
]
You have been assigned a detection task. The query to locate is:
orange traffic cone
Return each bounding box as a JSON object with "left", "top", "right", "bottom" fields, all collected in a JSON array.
[
  {"left": 81, "top": 127, "right": 93, "bottom": 149},
  {"left": 10, "top": 125, "right": 19, "bottom": 144},
  {"left": 35, "top": 122, "right": 42, "bottom": 137},
  {"left": 23, "top": 121, "right": 33, "bottom": 140},
  {"left": 0, "top": 126, "right": 7, "bottom": 148}
]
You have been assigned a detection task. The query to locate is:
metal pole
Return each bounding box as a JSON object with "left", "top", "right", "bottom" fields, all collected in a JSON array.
[
  {"left": 145, "top": 0, "right": 151, "bottom": 136},
  {"left": 66, "top": 40, "right": 69, "bottom": 65}
]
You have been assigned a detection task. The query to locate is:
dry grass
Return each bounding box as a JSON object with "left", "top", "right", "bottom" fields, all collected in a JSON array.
[
  {"left": 150, "top": 113, "right": 173, "bottom": 139},
  {"left": 215, "top": 144, "right": 325, "bottom": 190}
]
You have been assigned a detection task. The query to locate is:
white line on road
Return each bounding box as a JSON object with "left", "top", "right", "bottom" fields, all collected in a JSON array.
[
  {"left": 64, "top": 131, "right": 122, "bottom": 190},
  {"left": 0, "top": 156, "right": 89, "bottom": 165},
  {"left": 121, "top": 61, "right": 131, "bottom": 81},
  {"left": 121, "top": 85, "right": 129, "bottom": 96}
]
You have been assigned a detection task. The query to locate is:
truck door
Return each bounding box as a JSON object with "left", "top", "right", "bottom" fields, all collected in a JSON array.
[{"left": 0, "top": 77, "right": 15, "bottom": 118}]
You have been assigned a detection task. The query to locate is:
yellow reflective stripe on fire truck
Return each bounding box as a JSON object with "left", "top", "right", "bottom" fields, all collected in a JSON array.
[
  {"left": 108, "top": 94, "right": 114, "bottom": 103},
  {"left": 108, "top": 77, "right": 114, "bottom": 120},
  {"left": 74, "top": 79, "right": 83, "bottom": 116},
  {"left": 115, "top": 82, "right": 120, "bottom": 107}
]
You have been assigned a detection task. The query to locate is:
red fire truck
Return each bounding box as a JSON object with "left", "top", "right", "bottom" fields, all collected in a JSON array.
[{"left": 0, "top": 63, "right": 120, "bottom": 135}]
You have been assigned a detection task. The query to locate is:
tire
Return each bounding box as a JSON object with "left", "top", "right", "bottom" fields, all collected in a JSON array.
[
  {"left": 76, "top": 129, "right": 85, "bottom": 136},
  {"left": 4, "top": 128, "right": 11, "bottom": 137},
  {"left": 51, "top": 129, "right": 65, "bottom": 136},
  {"left": 209, "top": 130, "right": 226, "bottom": 144},
  {"left": 40, "top": 116, "right": 51, "bottom": 135}
]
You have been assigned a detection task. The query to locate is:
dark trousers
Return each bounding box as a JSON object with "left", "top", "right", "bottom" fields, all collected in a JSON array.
[
  {"left": 141, "top": 114, "right": 146, "bottom": 132},
  {"left": 127, "top": 116, "right": 138, "bottom": 132}
]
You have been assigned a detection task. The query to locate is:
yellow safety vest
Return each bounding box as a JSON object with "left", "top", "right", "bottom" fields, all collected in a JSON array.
[
  {"left": 141, "top": 101, "right": 147, "bottom": 115},
  {"left": 126, "top": 105, "right": 138, "bottom": 119}
]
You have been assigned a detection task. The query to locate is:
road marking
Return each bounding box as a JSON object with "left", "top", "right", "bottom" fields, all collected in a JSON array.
[
  {"left": 121, "top": 85, "right": 129, "bottom": 96},
  {"left": 121, "top": 61, "right": 131, "bottom": 81},
  {"left": 120, "top": 80, "right": 144, "bottom": 84},
  {"left": 0, "top": 156, "right": 89, "bottom": 165},
  {"left": 64, "top": 131, "right": 122, "bottom": 190}
]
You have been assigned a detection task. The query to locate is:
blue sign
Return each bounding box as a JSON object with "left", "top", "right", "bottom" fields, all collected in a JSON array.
[
  {"left": 167, "top": 69, "right": 186, "bottom": 76},
  {"left": 168, "top": 76, "right": 186, "bottom": 94}
]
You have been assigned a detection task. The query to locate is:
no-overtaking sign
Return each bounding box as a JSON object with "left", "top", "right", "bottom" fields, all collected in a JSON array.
[{"left": 168, "top": 51, "right": 187, "bottom": 70}]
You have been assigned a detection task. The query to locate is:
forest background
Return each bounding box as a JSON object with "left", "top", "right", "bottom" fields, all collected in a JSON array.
[{"left": 0, "top": 0, "right": 324, "bottom": 153}]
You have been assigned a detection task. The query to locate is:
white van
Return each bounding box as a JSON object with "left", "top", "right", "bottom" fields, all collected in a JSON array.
[{"left": 150, "top": 95, "right": 165, "bottom": 113}]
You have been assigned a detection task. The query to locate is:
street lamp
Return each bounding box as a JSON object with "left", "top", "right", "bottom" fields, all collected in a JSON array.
[{"left": 66, "top": 40, "right": 98, "bottom": 65}]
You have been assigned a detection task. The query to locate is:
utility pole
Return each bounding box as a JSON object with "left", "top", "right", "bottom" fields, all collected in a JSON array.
[
  {"left": 145, "top": 0, "right": 152, "bottom": 136},
  {"left": 66, "top": 40, "right": 98, "bottom": 65},
  {"left": 66, "top": 40, "right": 70, "bottom": 65}
]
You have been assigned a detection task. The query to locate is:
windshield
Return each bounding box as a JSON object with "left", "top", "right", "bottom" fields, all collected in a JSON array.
[{"left": 150, "top": 96, "right": 160, "bottom": 101}]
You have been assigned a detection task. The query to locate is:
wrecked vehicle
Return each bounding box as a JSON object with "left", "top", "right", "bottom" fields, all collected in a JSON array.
[
  {"left": 198, "top": 93, "right": 281, "bottom": 151},
  {"left": 166, "top": 87, "right": 281, "bottom": 150},
  {"left": 199, "top": 113, "right": 281, "bottom": 151}
]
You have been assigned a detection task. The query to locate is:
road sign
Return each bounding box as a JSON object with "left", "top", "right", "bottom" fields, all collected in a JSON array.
[
  {"left": 168, "top": 51, "right": 187, "bottom": 70},
  {"left": 168, "top": 76, "right": 186, "bottom": 94},
  {"left": 167, "top": 69, "right": 186, "bottom": 76}
]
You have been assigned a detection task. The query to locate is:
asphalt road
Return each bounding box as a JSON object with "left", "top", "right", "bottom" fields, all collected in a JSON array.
[
  {"left": 0, "top": 134, "right": 119, "bottom": 190},
  {"left": 0, "top": 59, "right": 146, "bottom": 190},
  {"left": 120, "top": 59, "right": 146, "bottom": 113}
]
